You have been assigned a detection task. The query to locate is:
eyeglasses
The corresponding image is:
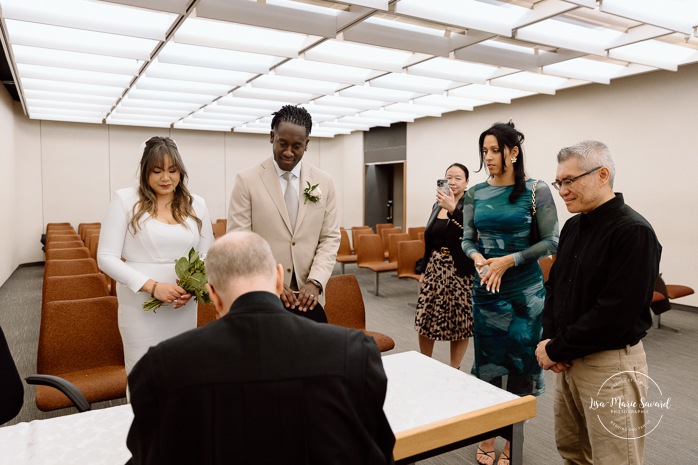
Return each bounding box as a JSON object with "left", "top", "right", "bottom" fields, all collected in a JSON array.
[{"left": 552, "top": 166, "right": 602, "bottom": 191}]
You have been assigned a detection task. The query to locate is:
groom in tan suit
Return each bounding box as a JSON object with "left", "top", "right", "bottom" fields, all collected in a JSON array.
[{"left": 227, "top": 105, "right": 340, "bottom": 322}]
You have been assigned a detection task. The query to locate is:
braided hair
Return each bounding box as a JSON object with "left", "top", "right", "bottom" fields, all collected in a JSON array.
[{"left": 271, "top": 105, "right": 313, "bottom": 136}]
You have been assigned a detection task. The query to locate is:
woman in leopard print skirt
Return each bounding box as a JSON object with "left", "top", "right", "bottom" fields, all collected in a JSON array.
[{"left": 415, "top": 163, "right": 475, "bottom": 369}]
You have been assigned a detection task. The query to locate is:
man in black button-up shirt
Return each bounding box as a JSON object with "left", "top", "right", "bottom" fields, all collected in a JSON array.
[{"left": 536, "top": 141, "right": 661, "bottom": 465}]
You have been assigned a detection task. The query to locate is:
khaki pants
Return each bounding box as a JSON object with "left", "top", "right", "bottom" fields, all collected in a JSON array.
[{"left": 554, "top": 341, "right": 648, "bottom": 465}]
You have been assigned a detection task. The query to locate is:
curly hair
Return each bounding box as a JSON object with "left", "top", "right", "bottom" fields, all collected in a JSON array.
[
  {"left": 270, "top": 105, "right": 313, "bottom": 136},
  {"left": 129, "top": 136, "right": 202, "bottom": 235}
]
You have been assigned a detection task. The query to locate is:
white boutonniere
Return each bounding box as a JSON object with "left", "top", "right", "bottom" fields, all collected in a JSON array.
[{"left": 303, "top": 182, "right": 322, "bottom": 204}]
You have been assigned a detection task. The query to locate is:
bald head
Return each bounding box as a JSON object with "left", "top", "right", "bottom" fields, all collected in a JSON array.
[{"left": 205, "top": 232, "right": 283, "bottom": 316}]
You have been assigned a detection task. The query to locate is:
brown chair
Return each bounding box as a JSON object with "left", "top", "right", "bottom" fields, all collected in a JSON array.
[
  {"left": 212, "top": 222, "right": 226, "bottom": 239},
  {"left": 43, "top": 273, "right": 110, "bottom": 305},
  {"left": 388, "top": 232, "right": 410, "bottom": 263},
  {"left": 538, "top": 255, "right": 556, "bottom": 283},
  {"left": 356, "top": 234, "right": 397, "bottom": 296},
  {"left": 197, "top": 301, "right": 218, "bottom": 327},
  {"left": 397, "top": 240, "right": 425, "bottom": 281},
  {"left": 351, "top": 226, "right": 373, "bottom": 257},
  {"left": 336, "top": 227, "right": 357, "bottom": 274},
  {"left": 408, "top": 226, "right": 426, "bottom": 241},
  {"left": 78, "top": 223, "right": 101, "bottom": 242},
  {"left": 666, "top": 284, "right": 695, "bottom": 301},
  {"left": 46, "top": 222, "right": 74, "bottom": 233},
  {"left": 45, "top": 247, "right": 91, "bottom": 260},
  {"left": 324, "top": 274, "right": 395, "bottom": 352},
  {"left": 417, "top": 232, "right": 425, "bottom": 242},
  {"left": 381, "top": 227, "right": 403, "bottom": 258},
  {"left": 30, "top": 296, "right": 126, "bottom": 411},
  {"left": 44, "top": 258, "right": 99, "bottom": 279},
  {"left": 85, "top": 232, "right": 100, "bottom": 260},
  {"left": 45, "top": 240, "right": 85, "bottom": 250},
  {"left": 46, "top": 233, "right": 81, "bottom": 243},
  {"left": 375, "top": 223, "right": 394, "bottom": 239}
]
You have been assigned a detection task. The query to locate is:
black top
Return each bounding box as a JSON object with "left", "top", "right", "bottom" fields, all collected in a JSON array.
[
  {"left": 127, "top": 291, "right": 395, "bottom": 465},
  {"left": 417, "top": 197, "right": 475, "bottom": 278},
  {"left": 542, "top": 194, "right": 661, "bottom": 362}
]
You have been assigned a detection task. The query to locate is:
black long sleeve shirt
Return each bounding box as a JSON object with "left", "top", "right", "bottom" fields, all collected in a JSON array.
[{"left": 542, "top": 193, "right": 661, "bottom": 362}]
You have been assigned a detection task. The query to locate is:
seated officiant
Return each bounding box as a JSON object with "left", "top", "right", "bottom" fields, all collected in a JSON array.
[{"left": 125, "top": 231, "right": 395, "bottom": 465}]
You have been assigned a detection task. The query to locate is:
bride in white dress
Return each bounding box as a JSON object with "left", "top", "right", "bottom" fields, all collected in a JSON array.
[{"left": 98, "top": 137, "right": 214, "bottom": 375}]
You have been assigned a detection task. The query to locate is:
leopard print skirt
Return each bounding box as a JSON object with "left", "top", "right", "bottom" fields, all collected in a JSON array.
[{"left": 415, "top": 249, "right": 474, "bottom": 341}]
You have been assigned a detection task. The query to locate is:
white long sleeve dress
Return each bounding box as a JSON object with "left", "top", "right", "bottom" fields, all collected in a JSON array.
[{"left": 97, "top": 187, "right": 214, "bottom": 374}]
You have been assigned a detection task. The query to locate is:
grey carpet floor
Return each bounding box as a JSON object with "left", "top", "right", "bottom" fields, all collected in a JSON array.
[{"left": 1, "top": 262, "right": 697, "bottom": 464}]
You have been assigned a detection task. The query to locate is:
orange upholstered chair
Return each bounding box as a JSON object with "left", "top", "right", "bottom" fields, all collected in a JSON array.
[
  {"left": 46, "top": 233, "right": 81, "bottom": 244},
  {"left": 29, "top": 296, "right": 126, "bottom": 411},
  {"left": 357, "top": 234, "right": 397, "bottom": 296},
  {"left": 351, "top": 226, "right": 373, "bottom": 256},
  {"left": 45, "top": 247, "right": 91, "bottom": 260},
  {"left": 397, "top": 240, "right": 425, "bottom": 281},
  {"left": 375, "top": 223, "right": 394, "bottom": 239},
  {"left": 44, "top": 258, "right": 99, "bottom": 279},
  {"left": 538, "top": 255, "right": 556, "bottom": 283},
  {"left": 46, "top": 223, "right": 75, "bottom": 233},
  {"left": 336, "top": 227, "right": 357, "bottom": 274},
  {"left": 43, "top": 273, "right": 110, "bottom": 305},
  {"left": 408, "top": 226, "right": 426, "bottom": 241},
  {"left": 324, "top": 274, "right": 395, "bottom": 352},
  {"left": 78, "top": 223, "right": 101, "bottom": 242},
  {"left": 211, "top": 222, "right": 227, "bottom": 239},
  {"left": 381, "top": 227, "right": 402, "bottom": 258},
  {"left": 197, "top": 301, "right": 218, "bottom": 327},
  {"left": 45, "top": 240, "right": 85, "bottom": 250},
  {"left": 387, "top": 232, "right": 410, "bottom": 264}
]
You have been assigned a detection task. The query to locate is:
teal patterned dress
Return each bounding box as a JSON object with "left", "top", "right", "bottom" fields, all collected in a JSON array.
[{"left": 462, "top": 179, "right": 559, "bottom": 396}]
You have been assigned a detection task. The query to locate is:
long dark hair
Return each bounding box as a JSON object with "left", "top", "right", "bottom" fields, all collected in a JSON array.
[
  {"left": 129, "top": 137, "right": 202, "bottom": 235},
  {"left": 477, "top": 121, "right": 526, "bottom": 203}
]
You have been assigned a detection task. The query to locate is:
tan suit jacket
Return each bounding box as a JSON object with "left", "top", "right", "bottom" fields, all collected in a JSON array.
[{"left": 227, "top": 157, "right": 340, "bottom": 303}]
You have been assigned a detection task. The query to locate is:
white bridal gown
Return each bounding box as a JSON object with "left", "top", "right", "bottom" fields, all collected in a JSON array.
[{"left": 98, "top": 187, "right": 214, "bottom": 374}]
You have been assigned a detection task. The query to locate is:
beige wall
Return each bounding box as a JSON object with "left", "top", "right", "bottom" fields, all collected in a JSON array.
[{"left": 1, "top": 62, "right": 697, "bottom": 305}]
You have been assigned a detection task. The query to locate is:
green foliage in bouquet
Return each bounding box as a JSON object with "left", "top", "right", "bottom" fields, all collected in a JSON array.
[{"left": 143, "top": 247, "right": 212, "bottom": 311}]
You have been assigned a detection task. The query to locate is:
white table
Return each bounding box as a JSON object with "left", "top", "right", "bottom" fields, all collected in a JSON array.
[{"left": 0, "top": 351, "right": 536, "bottom": 465}]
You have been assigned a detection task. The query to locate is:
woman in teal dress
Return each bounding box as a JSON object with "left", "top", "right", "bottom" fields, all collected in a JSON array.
[{"left": 462, "top": 122, "right": 558, "bottom": 465}]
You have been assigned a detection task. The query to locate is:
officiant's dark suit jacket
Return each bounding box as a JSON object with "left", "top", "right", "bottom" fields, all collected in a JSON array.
[{"left": 126, "top": 291, "right": 395, "bottom": 465}]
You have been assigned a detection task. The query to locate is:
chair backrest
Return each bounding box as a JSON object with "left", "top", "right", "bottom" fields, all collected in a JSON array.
[
  {"left": 357, "top": 234, "right": 385, "bottom": 264},
  {"left": 211, "top": 222, "right": 226, "bottom": 239},
  {"left": 46, "top": 223, "right": 74, "bottom": 233},
  {"left": 417, "top": 232, "right": 425, "bottom": 242},
  {"left": 398, "top": 240, "right": 426, "bottom": 278},
  {"left": 351, "top": 227, "right": 373, "bottom": 256},
  {"left": 538, "top": 254, "right": 556, "bottom": 283},
  {"left": 85, "top": 232, "right": 100, "bottom": 260},
  {"left": 45, "top": 247, "right": 91, "bottom": 261},
  {"left": 408, "top": 226, "right": 426, "bottom": 241},
  {"left": 43, "top": 273, "right": 109, "bottom": 305},
  {"left": 44, "top": 258, "right": 99, "bottom": 278},
  {"left": 381, "top": 227, "right": 402, "bottom": 254},
  {"left": 38, "top": 296, "right": 123, "bottom": 376},
  {"left": 388, "top": 233, "right": 411, "bottom": 263},
  {"left": 46, "top": 233, "right": 81, "bottom": 244},
  {"left": 338, "top": 227, "right": 352, "bottom": 256},
  {"left": 78, "top": 223, "right": 100, "bottom": 241},
  {"left": 45, "top": 240, "right": 85, "bottom": 250},
  {"left": 375, "top": 223, "right": 394, "bottom": 239},
  {"left": 324, "top": 274, "right": 366, "bottom": 330},
  {"left": 197, "top": 301, "right": 218, "bottom": 327},
  {"left": 80, "top": 226, "right": 101, "bottom": 243}
]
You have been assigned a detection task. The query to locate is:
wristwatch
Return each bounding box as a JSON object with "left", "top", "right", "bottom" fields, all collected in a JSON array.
[{"left": 307, "top": 278, "right": 323, "bottom": 294}]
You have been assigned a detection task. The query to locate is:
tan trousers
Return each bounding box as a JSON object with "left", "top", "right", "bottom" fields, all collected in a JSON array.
[{"left": 554, "top": 341, "right": 648, "bottom": 465}]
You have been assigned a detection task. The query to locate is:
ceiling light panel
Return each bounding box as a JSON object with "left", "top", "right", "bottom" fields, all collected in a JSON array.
[
  {"left": 448, "top": 84, "right": 533, "bottom": 104},
  {"left": 3, "top": 19, "right": 158, "bottom": 60},
  {"left": 543, "top": 58, "right": 654, "bottom": 84},
  {"left": 369, "top": 73, "right": 462, "bottom": 94},
  {"left": 125, "top": 88, "right": 214, "bottom": 104},
  {"left": 313, "top": 95, "right": 385, "bottom": 111},
  {"left": 412, "top": 94, "right": 479, "bottom": 111},
  {"left": 516, "top": 18, "right": 625, "bottom": 56},
  {"left": 134, "top": 76, "right": 230, "bottom": 97},
  {"left": 111, "top": 106, "right": 190, "bottom": 118},
  {"left": 232, "top": 86, "right": 315, "bottom": 104},
  {"left": 31, "top": 114, "right": 103, "bottom": 124},
  {"left": 303, "top": 39, "right": 420, "bottom": 72},
  {"left": 275, "top": 59, "right": 381, "bottom": 85},
  {"left": 251, "top": 74, "right": 345, "bottom": 95},
  {"left": 407, "top": 57, "right": 515, "bottom": 84},
  {"left": 601, "top": 0, "right": 698, "bottom": 35},
  {"left": 175, "top": 18, "right": 320, "bottom": 58},
  {"left": 490, "top": 72, "right": 572, "bottom": 95},
  {"left": 17, "top": 63, "right": 133, "bottom": 87},
  {"left": 0, "top": 0, "right": 178, "bottom": 39},
  {"left": 339, "top": 85, "right": 420, "bottom": 103},
  {"left": 216, "top": 95, "right": 291, "bottom": 111},
  {"left": 158, "top": 42, "right": 283, "bottom": 74},
  {"left": 23, "top": 89, "right": 117, "bottom": 106},
  {"left": 145, "top": 60, "right": 255, "bottom": 86},
  {"left": 300, "top": 103, "right": 361, "bottom": 117},
  {"left": 20, "top": 78, "right": 124, "bottom": 98},
  {"left": 609, "top": 40, "right": 698, "bottom": 71},
  {"left": 385, "top": 102, "right": 448, "bottom": 117},
  {"left": 11, "top": 45, "right": 144, "bottom": 75}
]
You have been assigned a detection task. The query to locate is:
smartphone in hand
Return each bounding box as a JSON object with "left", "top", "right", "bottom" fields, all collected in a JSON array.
[{"left": 437, "top": 179, "right": 450, "bottom": 195}]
